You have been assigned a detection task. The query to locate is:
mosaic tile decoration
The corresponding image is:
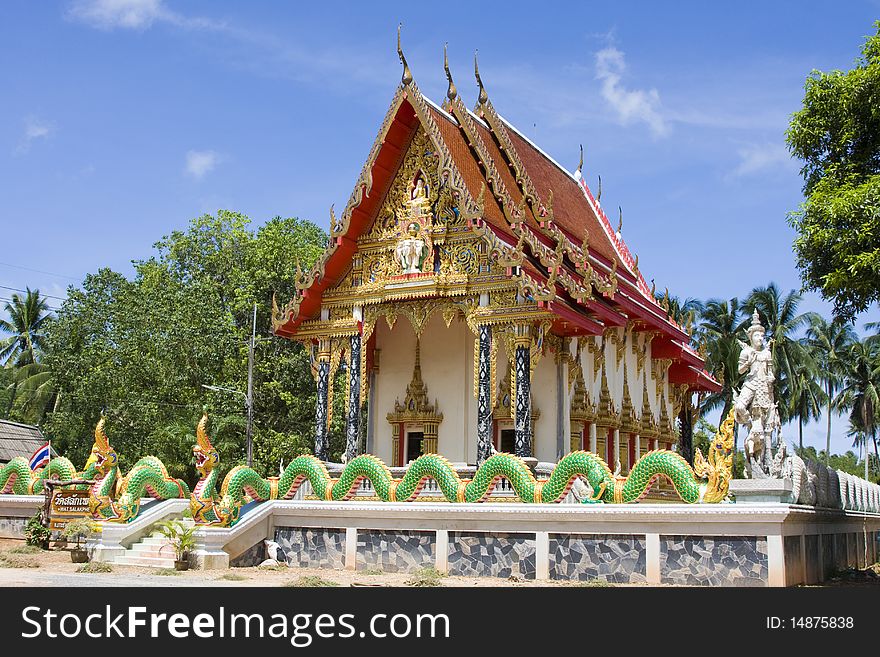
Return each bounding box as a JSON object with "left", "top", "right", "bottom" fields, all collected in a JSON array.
[
  {"left": 230, "top": 541, "right": 266, "bottom": 568},
  {"left": 661, "top": 535, "right": 768, "bottom": 586},
  {"left": 275, "top": 527, "right": 346, "bottom": 570},
  {"left": 357, "top": 529, "right": 435, "bottom": 573},
  {"left": 448, "top": 531, "right": 536, "bottom": 579},
  {"left": 549, "top": 534, "right": 647, "bottom": 583}
]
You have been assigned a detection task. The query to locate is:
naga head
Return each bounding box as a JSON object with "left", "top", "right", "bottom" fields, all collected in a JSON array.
[
  {"left": 694, "top": 408, "right": 735, "bottom": 503},
  {"left": 88, "top": 417, "right": 119, "bottom": 476},
  {"left": 193, "top": 412, "right": 220, "bottom": 478}
]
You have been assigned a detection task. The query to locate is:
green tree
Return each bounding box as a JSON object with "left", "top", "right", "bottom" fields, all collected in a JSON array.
[
  {"left": 836, "top": 336, "right": 880, "bottom": 478},
  {"left": 698, "top": 297, "right": 745, "bottom": 424},
  {"left": 788, "top": 352, "right": 826, "bottom": 450},
  {"left": 786, "top": 22, "right": 880, "bottom": 321},
  {"left": 43, "top": 211, "right": 328, "bottom": 478},
  {"left": 0, "top": 289, "right": 51, "bottom": 419},
  {"left": 805, "top": 314, "right": 856, "bottom": 462}
]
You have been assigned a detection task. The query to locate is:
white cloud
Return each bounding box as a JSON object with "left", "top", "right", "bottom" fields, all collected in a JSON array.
[
  {"left": 66, "top": 0, "right": 222, "bottom": 31},
  {"left": 729, "top": 142, "right": 793, "bottom": 178},
  {"left": 185, "top": 150, "right": 223, "bottom": 179},
  {"left": 595, "top": 46, "right": 668, "bottom": 137},
  {"left": 15, "top": 115, "right": 55, "bottom": 154}
]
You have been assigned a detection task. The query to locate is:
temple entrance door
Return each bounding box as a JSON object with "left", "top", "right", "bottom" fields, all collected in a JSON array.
[
  {"left": 499, "top": 429, "right": 515, "bottom": 454},
  {"left": 405, "top": 429, "right": 424, "bottom": 464}
]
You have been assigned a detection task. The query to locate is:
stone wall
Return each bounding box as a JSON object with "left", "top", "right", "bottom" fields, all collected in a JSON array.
[
  {"left": 661, "top": 536, "right": 768, "bottom": 587},
  {"left": 549, "top": 534, "right": 646, "bottom": 583},
  {"left": 275, "top": 527, "right": 346, "bottom": 570},
  {"left": 357, "top": 529, "right": 435, "bottom": 573},
  {"left": 0, "top": 516, "right": 27, "bottom": 539},
  {"left": 447, "top": 531, "right": 536, "bottom": 579}
]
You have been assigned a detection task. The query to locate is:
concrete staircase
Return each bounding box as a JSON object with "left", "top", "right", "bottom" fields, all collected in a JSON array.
[{"left": 113, "top": 519, "right": 193, "bottom": 568}]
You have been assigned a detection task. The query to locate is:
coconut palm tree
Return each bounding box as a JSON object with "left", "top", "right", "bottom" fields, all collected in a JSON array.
[
  {"left": 788, "top": 350, "right": 826, "bottom": 450},
  {"left": 836, "top": 336, "right": 880, "bottom": 478},
  {"left": 743, "top": 283, "right": 811, "bottom": 424},
  {"left": 657, "top": 294, "right": 705, "bottom": 463},
  {"left": 0, "top": 289, "right": 52, "bottom": 418},
  {"left": 698, "top": 297, "right": 745, "bottom": 425},
  {"left": 805, "top": 314, "right": 856, "bottom": 463}
]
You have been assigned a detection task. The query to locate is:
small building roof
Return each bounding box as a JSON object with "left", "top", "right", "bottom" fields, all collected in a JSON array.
[{"left": 0, "top": 419, "right": 45, "bottom": 464}]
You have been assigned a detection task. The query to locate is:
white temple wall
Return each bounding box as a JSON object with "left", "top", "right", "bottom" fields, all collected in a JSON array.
[
  {"left": 531, "top": 349, "right": 559, "bottom": 463},
  {"left": 371, "top": 312, "right": 475, "bottom": 464}
]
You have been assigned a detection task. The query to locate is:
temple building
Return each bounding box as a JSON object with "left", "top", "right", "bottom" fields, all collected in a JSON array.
[{"left": 271, "top": 41, "right": 720, "bottom": 472}]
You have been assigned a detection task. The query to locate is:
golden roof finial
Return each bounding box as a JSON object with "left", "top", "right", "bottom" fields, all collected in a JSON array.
[
  {"left": 474, "top": 50, "right": 488, "bottom": 106},
  {"left": 596, "top": 174, "right": 602, "bottom": 203},
  {"left": 444, "top": 42, "right": 457, "bottom": 101},
  {"left": 397, "top": 23, "right": 412, "bottom": 86},
  {"left": 577, "top": 144, "right": 583, "bottom": 175},
  {"left": 329, "top": 203, "right": 338, "bottom": 235}
]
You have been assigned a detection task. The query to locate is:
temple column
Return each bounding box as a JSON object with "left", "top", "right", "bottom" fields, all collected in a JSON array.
[
  {"left": 612, "top": 429, "right": 620, "bottom": 471},
  {"left": 477, "top": 324, "right": 494, "bottom": 465},
  {"left": 589, "top": 423, "right": 597, "bottom": 453},
  {"left": 314, "top": 338, "right": 331, "bottom": 461},
  {"left": 514, "top": 326, "right": 532, "bottom": 458},
  {"left": 345, "top": 333, "right": 362, "bottom": 462},
  {"left": 634, "top": 432, "right": 641, "bottom": 461}
]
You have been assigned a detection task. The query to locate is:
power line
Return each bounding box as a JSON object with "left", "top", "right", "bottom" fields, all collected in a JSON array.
[
  {"left": 0, "top": 261, "right": 79, "bottom": 281},
  {"left": 0, "top": 296, "right": 61, "bottom": 312},
  {"left": 0, "top": 284, "right": 67, "bottom": 302}
]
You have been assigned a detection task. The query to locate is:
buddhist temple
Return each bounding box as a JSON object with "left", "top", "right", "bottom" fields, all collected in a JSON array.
[{"left": 271, "top": 36, "right": 720, "bottom": 472}]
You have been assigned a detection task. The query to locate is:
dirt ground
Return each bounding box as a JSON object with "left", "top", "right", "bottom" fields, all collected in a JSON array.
[
  {"left": 2, "top": 538, "right": 877, "bottom": 587},
  {"left": 0, "top": 538, "right": 599, "bottom": 588}
]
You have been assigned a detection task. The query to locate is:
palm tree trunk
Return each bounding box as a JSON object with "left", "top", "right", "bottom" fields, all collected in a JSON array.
[
  {"left": 825, "top": 385, "right": 832, "bottom": 464},
  {"left": 4, "top": 379, "right": 17, "bottom": 419},
  {"left": 799, "top": 419, "right": 803, "bottom": 451}
]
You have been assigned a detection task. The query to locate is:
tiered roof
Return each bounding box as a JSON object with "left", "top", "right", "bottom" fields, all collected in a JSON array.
[{"left": 272, "top": 38, "right": 719, "bottom": 394}]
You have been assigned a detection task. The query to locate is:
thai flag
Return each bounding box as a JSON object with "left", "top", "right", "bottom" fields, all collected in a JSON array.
[{"left": 28, "top": 443, "right": 51, "bottom": 471}]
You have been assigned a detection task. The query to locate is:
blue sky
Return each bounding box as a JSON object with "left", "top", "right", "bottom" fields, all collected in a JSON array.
[{"left": 2, "top": 1, "right": 879, "bottom": 454}]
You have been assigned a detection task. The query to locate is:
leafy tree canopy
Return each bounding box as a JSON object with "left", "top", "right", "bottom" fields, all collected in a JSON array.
[
  {"left": 43, "top": 211, "right": 330, "bottom": 482},
  {"left": 787, "top": 21, "right": 880, "bottom": 321}
]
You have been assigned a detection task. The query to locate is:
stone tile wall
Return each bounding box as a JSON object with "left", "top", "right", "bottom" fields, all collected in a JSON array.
[
  {"left": 549, "top": 534, "right": 646, "bottom": 583},
  {"left": 448, "top": 531, "right": 535, "bottom": 579},
  {"left": 275, "top": 527, "right": 346, "bottom": 570},
  {"left": 661, "top": 536, "right": 768, "bottom": 586},
  {"left": 230, "top": 541, "right": 266, "bottom": 567},
  {"left": 357, "top": 529, "right": 435, "bottom": 573}
]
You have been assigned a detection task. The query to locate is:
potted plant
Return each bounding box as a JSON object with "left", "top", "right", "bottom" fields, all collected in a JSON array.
[
  {"left": 156, "top": 519, "right": 196, "bottom": 571},
  {"left": 24, "top": 511, "right": 51, "bottom": 550},
  {"left": 62, "top": 517, "right": 100, "bottom": 563}
]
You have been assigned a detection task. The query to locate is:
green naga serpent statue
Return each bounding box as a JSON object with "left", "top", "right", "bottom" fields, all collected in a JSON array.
[
  {"left": 189, "top": 413, "right": 223, "bottom": 525},
  {"left": 201, "top": 409, "right": 735, "bottom": 528},
  {"left": 0, "top": 417, "right": 120, "bottom": 495},
  {"left": 0, "top": 453, "right": 77, "bottom": 495},
  {"left": 89, "top": 424, "right": 190, "bottom": 523}
]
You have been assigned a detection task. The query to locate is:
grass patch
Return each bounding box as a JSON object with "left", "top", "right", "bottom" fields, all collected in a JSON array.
[
  {"left": 283, "top": 576, "right": 339, "bottom": 587},
  {"left": 7, "top": 544, "right": 43, "bottom": 555},
  {"left": 0, "top": 553, "right": 40, "bottom": 568},
  {"left": 77, "top": 562, "right": 113, "bottom": 573},
  {"left": 405, "top": 567, "right": 446, "bottom": 587},
  {"left": 218, "top": 573, "right": 248, "bottom": 582},
  {"left": 154, "top": 568, "right": 180, "bottom": 576},
  {"left": 360, "top": 568, "right": 384, "bottom": 575},
  {"left": 258, "top": 563, "right": 288, "bottom": 571}
]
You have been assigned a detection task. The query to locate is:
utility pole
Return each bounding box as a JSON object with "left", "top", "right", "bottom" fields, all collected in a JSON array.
[
  {"left": 246, "top": 303, "right": 256, "bottom": 468},
  {"left": 203, "top": 302, "right": 261, "bottom": 469}
]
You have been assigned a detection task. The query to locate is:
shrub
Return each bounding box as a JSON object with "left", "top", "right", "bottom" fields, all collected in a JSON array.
[{"left": 24, "top": 511, "right": 50, "bottom": 549}]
